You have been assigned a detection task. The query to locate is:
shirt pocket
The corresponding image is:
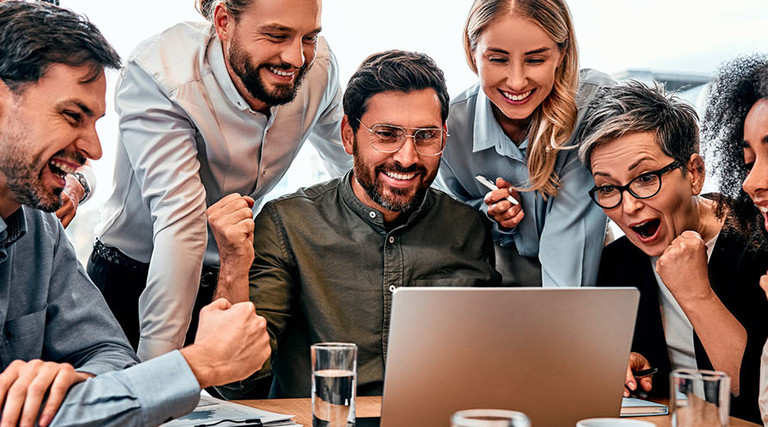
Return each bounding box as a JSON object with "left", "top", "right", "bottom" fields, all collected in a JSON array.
[
  {"left": 4, "top": 306, "right": 47, "bottom": 361},
  {"left": 412, "top": 277, "right": 487, "bottom": 287}
]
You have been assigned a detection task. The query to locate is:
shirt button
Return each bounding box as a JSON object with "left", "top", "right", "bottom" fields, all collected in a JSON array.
[
  {"left": 388, "top": 236, "right": 395, "bottom": 244},
  {"left": 388, "top": 285, "right": 396, "bottom": 293},
  {"left": 369, "top": 212, "right": 376, "bottom": 218}
]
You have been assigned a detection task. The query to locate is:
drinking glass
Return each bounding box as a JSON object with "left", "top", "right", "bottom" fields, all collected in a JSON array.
[
  {"left": 670, "top": 369, "right": 730, "bottom": 427},
  {"left": 311, "top": 343, "right": 357, "bottom": 427},
  {"left": 451, "top": 409, "right": 531, "bottom": 427}
]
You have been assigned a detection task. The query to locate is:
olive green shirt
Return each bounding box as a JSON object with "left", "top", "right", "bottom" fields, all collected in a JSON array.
[{"left": 225, "top": 172, "right": 500, "bottom": 398}]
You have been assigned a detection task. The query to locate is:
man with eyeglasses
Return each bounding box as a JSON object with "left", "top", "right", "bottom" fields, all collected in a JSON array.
[{"left": 207, "top": 50, "right": 501, "bottom": 398}]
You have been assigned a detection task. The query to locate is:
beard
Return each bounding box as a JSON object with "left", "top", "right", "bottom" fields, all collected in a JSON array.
[
  {"left": 352, "top": 137, "right": 435, "bottom": 213},
  {"left": 0, "top": 120, "right": 66, "bottom": 213},
  {"left": 229, "top": 37, "right": 310, "bottom": 106}
]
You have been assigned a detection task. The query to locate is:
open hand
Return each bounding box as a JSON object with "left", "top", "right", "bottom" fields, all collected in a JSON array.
[{"left": 0, "top": 359, "right": 91, "bottom": 427}]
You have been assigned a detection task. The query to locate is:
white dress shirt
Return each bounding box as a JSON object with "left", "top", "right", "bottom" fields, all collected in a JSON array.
[{"left": 96, "top": 22, "right": 352, "bottom": 360}]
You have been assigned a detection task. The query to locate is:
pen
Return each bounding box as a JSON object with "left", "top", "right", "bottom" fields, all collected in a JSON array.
[
  {"left": 475, "top": 175, "right": 519, "bottom": 205},
  {"left": 633, "top": 367, "right": 658, "bottom": 378}
]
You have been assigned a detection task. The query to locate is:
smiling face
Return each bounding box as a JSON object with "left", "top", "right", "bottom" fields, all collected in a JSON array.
[
  {"left": 216, "top": 0, "right": 321, "bottom": 111},
  {"left": 742, "top": 99, "right": 768, "bottom": 231},
  {"left": 589, "top": 132, "right": 704, "bottom": 257},
  {"left": 342, "top": 89, "right": 444, "bottom": 222},
  {"left": 472, "top": 12, "right": 563, "bottom": 131},
  {"left": 0, "top": 63, "right": 105, "bottom": 217}
]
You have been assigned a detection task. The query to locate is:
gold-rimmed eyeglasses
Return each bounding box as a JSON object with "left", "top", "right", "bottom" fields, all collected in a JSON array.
[{"left": 357, "top": 119, "right": 447, "bottom": 157}]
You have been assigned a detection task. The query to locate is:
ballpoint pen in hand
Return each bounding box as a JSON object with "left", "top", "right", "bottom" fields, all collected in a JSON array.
[
  {"left": 475, "top": 175, "right": 519, "bottom": 205},
  {"left": 633, "top": 367, "right": 658, "bottom": 379}
]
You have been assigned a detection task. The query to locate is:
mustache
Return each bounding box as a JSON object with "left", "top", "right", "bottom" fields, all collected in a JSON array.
[
  {"left": 375, "top": 163, "right": 426, "bottom": 175},
  {"left": 52, "top": 150, "right": 86, "bottom": 167},
  {"left": 259, "top": 62, "right": 304, "bottom": 71}
]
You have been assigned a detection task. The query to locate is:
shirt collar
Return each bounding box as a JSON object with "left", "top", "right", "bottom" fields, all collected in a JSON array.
[
  {"left": 338, "top": 170, "right": 433, "bottom": 230},
  {"left": 208, "top": 35, "right": 279, "bottom": 116},
  {"left": 472, "top": 87, "right": 527, "bottom": 160},
  {"left": 0, "top": 206, "right": 27, "bottom": 248}
]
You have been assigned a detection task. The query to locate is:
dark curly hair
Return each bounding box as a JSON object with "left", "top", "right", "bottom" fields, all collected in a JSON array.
[{"left": 701, "top": 54, "right": 768, "bottom": 243}]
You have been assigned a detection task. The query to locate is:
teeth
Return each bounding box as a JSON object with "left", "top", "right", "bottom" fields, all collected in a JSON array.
[
  {"left": 269, "top": 67, "right": 294, "bottom": 77},
  {"left": 502, "top": 90, "right": 532, "bottom": 101},
  {"left": 49, "top": 159, "right": 77, "bottom": 174},
  {"left": 383, "top": 171, "right": 415, "bottom": 181},
  {"left": 759, "top": 206, "right": 768, "bottom": 213}
]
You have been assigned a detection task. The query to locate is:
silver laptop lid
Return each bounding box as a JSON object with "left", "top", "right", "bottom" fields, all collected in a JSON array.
[{"left": 380, "top": 287, "right": 639, "bottom": 427}]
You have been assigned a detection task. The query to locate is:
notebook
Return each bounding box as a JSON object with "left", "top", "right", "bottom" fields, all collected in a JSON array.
[
  {"left": 380, "top": 287, "right": 640, "bottom": 427},
  {"left": 621, "top": 397, "right": 668, "bottom": 417}
]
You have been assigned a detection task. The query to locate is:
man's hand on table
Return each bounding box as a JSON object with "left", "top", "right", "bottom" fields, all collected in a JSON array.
[{"left": 0, "top": 359, "right": 92, "bottom": 427}]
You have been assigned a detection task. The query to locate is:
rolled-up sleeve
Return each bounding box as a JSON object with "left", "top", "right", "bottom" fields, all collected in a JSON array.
[{"left": 115, "top": 61, "right": 209, "bottom": 360}]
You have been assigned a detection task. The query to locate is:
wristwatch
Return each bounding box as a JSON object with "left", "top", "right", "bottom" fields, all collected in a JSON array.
[{"left": 72, "top": 171, "right": 92, "bottom": 205}]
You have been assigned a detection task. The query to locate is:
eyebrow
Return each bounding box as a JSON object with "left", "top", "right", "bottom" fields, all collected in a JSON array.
[
  {"left": 592, "top": 156, "right": 656, "bottom": 179},
  {"left": 485, "top": 46, "right": 551, "bottom": 56},
  {"left": 627, "top": 157, "right": 655, "bottom": 172},
  {"left": 259, "top": 24, "right": 322, "bottom": 35},
  {"left": 58, "top": 100, "right": 103, "bottom": 119}
]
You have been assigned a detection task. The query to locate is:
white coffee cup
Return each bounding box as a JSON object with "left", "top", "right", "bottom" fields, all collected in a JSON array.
[{"left": 576, "top": 418, "right": 655, "bottom": 427}]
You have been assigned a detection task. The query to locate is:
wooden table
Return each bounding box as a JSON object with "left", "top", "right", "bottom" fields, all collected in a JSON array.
[{"left": 236, "top": 396, "right": 760, "bottom": 426}]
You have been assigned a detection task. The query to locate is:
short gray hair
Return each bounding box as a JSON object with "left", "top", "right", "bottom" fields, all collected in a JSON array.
[{"left": 577, "top": 81, "right": 699, "bottom": 172}]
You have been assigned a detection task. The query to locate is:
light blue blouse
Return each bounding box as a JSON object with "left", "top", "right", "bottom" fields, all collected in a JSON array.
[{"left": 436, "top": 69, "right": 614, "bottom": 287}]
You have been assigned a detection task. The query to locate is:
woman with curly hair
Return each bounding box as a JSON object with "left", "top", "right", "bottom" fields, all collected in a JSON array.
[
  {"left": 436, "top": 0, "right": 613, "bottom": 287},
  {"left": 701, "top": 54, "right": 768, "bottom": 424}
]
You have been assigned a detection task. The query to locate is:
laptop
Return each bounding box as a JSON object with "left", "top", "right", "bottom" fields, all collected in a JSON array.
[{"left": 380, "top": 287, "right": 639, "bottom": 427}]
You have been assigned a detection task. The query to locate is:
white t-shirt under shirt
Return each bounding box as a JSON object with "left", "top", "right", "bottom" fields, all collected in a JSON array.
[{"left": 650, "top": 233, "right": 718, "bottom": 371}]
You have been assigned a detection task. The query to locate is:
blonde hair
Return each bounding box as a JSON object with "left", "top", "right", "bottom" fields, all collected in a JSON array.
[{"left": 464, "top": 0, "right": 579, "bottom": 197}]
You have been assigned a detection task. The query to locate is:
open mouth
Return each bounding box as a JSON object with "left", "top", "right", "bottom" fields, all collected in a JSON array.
[
  {"left": 500, "top": 89, "right": 533, "bottom": 102},
  {"left": 382, "top": 170, "right": 417, "bottom": 181},
  {"left": 630, "top": 219, "right": 660, "bottom": 239},
  {"left": 48, "top": 159, "right": 77, "bottom": 180},
  {"left": 267, "top": 66, "right": 295, "bottom": 78}
]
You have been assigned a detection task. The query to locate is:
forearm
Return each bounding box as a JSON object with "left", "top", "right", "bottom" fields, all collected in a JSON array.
[
  {"left": 137, "top": 226, "right": 207, "bottom": 360},
  {"left": 681, "top": 291, "right": 747, "bottom": 393},
  {"left": 214, "top": 256, "right": 251, "bottom": 303}
]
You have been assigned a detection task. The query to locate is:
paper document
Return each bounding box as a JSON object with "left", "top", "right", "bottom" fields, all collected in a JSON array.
[
  {"left": 620, "top": 397, "right": 668, "bottom": 417},
  {"left": 162, "top": 394, "right": 299, "bottom": 426}
]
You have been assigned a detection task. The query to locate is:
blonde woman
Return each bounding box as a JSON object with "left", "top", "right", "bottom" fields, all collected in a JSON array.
[{"left": 437, "top": 0, "right": 612, "bottom": 286}]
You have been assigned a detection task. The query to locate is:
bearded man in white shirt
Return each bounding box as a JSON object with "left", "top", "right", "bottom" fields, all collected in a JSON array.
[{"left": 87, "top": 0, "right": 351, "bottom": 379}]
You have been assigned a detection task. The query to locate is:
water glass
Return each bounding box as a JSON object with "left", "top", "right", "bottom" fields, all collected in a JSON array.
[
  {"left": 311, "top": 343, "right": 357, "bottom": 427},
  {"left": 451, "top": 409, "right": 530, "bottom": 427},
  {"left": 670, "top": 369, "right": 730, "bottom": 426}
]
